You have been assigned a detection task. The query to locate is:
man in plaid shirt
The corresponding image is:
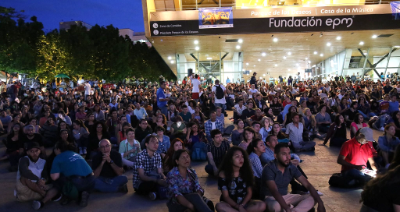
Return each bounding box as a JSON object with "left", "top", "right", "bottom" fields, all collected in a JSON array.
[
  {"left": 133, "top": 135, "right": 166, "bottom": 200},
  {"left": 204, "top": 111, "right": 224, "bottom": 143}
]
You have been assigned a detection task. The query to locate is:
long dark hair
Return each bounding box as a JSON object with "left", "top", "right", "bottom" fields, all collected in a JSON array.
[
  {"left": 392, "top": 111, "right": 400, "bottom": 128},
  {"left": 218, "top": 146, "right": 254, "bottom": 187},
  {"left": 246, "top": 138, "right": 263, "bottom": 155},
  {"left": 353, "top": 113, "right": 363, "bottom": 124},
  {"left": 172, "top": 149, "right": 190, "bottom": 167},
  {"left": 361, "top": 165, "right": 400, "bottom": 203},
  {"left": 334, "top": 114, "right": 345, "bottom": 127}
]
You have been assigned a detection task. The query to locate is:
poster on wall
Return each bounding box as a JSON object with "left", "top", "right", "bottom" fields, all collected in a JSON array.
[
  {"left": 391, "top": 2, "right": 400, "bottom": 20},
  {"left": 199, "top": 7, "right": 233, "bottom": 29}
]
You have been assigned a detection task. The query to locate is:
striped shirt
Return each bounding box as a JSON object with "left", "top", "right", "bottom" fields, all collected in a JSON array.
[
  {"left": 206, "top": 141, "right": 230, "bottom": 167},
  {"left": 249, "top": 152, "right": 263, "bottom": 178}
]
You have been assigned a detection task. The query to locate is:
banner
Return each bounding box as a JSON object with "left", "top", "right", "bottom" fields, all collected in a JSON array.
[
  {"left": 391, "top": 2, "right": 400, "bottom": 20},
  {"left": 198, "top": 7, "right": 233, "bottom": 29}
]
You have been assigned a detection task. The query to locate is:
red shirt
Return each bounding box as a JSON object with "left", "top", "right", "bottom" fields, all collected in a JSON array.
[{"left": 339, "top": 138, "right": 374, "bottom": 172}]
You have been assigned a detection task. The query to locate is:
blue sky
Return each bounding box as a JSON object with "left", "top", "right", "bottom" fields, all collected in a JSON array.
[{"left": 1, "top": 0, "right": 144, "bottom": 33}]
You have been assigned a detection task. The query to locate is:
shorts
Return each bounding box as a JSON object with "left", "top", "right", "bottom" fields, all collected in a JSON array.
[
  {"left": 192, "top": 92, "right": 199, "bottom": 99},
  {"left": 15, "top": 179, "right": 52, "bottom": 202}
]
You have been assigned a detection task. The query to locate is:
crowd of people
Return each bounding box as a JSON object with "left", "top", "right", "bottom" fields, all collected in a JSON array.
[{"left": 1, "top": 71, "right": 400, "bottom": 212}]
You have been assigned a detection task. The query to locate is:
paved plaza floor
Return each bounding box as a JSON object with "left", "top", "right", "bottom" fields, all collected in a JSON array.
[{"left": 0, "top": 111, "right": 381, "bottom": 212}]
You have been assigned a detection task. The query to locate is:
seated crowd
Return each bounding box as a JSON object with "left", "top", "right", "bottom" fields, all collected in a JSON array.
[{"left": 1, "top": 75, "right": 400, "bottom": 212}]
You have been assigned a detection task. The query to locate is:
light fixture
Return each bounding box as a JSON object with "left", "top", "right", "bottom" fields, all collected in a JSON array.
[
  {"left": 195, "top": 46, "right": 199, "bottom": 51},
  {"left": 314, "top": 51, "right": 318, "bottom": 54},
  {"left": 336, "top": 36, "right": 342, "bottom": 40},
  {"left": 320, "top": 54, "right": 324, "bottom": 57},
  {"left": 273, "top": 38, "right": 278, "bottom": 42},
  {"left": 305, "top": 57, "right": 308, "bottom": 60},
  {"left": 194, "top": 40, "right": 199, "bottom": 44},
  {"left": 254, "top": 65, "right": 256, "bottom": 67},
  {"left": 207, "top": 57, "right": 212, "bottom": 60},
  {"left": 263, "top": 74, "right": 266, "bottom": 76},
  {"left": 274, "top": 64, "right": 278, "bottom": 67},
  {"left": 372, "top": 35, "right": 377, "bottom": 39},
  {"left": 236, "top": 45, "right": 241, "bottom": 49},
  {"left": 259, "top": 77, "right": 262, "bottom": 79},
  {"left": 170, "top": 60, "right": 174, "bottom": 64},
  {"left": 359, "top": 41, "right": 364, "bottom": 45},
  {"left": 238, "top": 39, "right": 243, "bottom": 43},
  {"left": 287, "top": 52, "right": 292, "bottom": 55},
  {"left": 167, "top": 56, "right": 172, "bottom": 60},
  {"left": 327, "top": 42, "right": 331, "bottom": 46},
  {"left": 261, "top": 52, "right": 266, "bottom": 57},
  {"left": 246, "top": 63, "right": 249, "bottom": 65},
  {"left": 258, "top": 59, "right": 261, "bottom": 61},
  {"left": 296, "top": 63, "right": 299, "bottom": 66}
]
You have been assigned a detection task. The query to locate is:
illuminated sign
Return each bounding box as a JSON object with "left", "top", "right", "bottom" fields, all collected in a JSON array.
[{"left": 199, "top": 7, "right": 233, "bottom": 29}]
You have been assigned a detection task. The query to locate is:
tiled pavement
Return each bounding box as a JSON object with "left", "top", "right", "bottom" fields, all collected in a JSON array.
[{"left": 0, "top": 111, "right": 381, "bottom": 211}]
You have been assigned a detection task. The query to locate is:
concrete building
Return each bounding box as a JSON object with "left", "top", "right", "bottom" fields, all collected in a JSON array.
[
  {"left": 59, "top": 21, "right": 92, "bottom": 31},
  {"left": 119, "top": 28, "right": 152, "bottom": 47}
]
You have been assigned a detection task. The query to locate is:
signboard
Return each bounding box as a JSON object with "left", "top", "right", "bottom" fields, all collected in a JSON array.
[
  {"left": 199, "top": 7, "right": 233, "bottom": 29},
  {"left": 391, "top": 2, "right": 400, "bottom": 20},
  {"left": 305, "top": 69, "right": 312, "bottom": 73},
  {"left": 149, "top": 4, "right": 400, "bottom": 36}
]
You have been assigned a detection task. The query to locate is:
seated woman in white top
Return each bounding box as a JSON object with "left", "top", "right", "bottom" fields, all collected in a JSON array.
[{"left": 118, "top": 128, "right": 141, "bottom": 167}]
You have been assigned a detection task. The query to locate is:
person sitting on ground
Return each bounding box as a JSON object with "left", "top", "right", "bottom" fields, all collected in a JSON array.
[
  {"left": 282, "top": 106, "right": 298, "bottom": 127},
  {"left": 360, "top": 165, "right": 400, "bottom": 212},
  {"left": 72, "top": 120, "right": 89, "bottom": 155},
  {"left": 186, "top": 122, "right": 206, "bottom": 150},
  {"left": 241, "top": 100, "right": 255, "bottom": 120},
  {"left": 286, "top": 113, "right": 316, "bottom": 152},
  {"left": 119, "top": 128, "right": 141, "bottom": 168},
  {"left": 135, "top": 119, "right": 153, "bottom": 149},
  {"left": 92, "top": 139, "right": 128, "bottom": 193},
  {"left": 3, "top": 123, "right": 24, "bottom": 171},
  {"left": 215, "top": 107, "right": 225, "bottom": 129},
  {"left": 350, "top": 113, "right": 368, "bottom": 138},
  {"left": 39, "top": 117, "right": 58, "bottom": 147},
  {"left": 378, "top": 124, "right": 400, "bottom": 168},
  {"left": 154, "top": 126, "right": 170, "bottom": 159},
  {"left": 247, "top": 138, "right": 266, "bottom": 197},
  {"left": 163, "top": 138, "right": 185, "bottom": 174},
  {"left": 179, "top": 105, "right": 192, "bottom": 123},
  {"left": 216, "top": 146, "right": 266, "bottom": 212},
  {"left": 166, "top": 149, "right": 213, "bottom": 212},
  {"left": 337, "top": 128, "right": 378, "bottom": 186},
  {"left": 388, "top": 94, "right": 399, "bottom": 115},
  {"left": 315, "top": 104, "right": 332, "bottom": 135},
  {"left": 233, "top": 99, "right": 246, "bottom": 123},
  {"left": 204, "top": 111, "right": 224, "bottom": 143},
  {"left": 170, "top": 115, "right": 186, "bottom": 135},
  {"left": 260, "top": 116, "right": 272, "bottom": 141},
  {"left": 230, "top": 119, "right": 244, "bottom": 146},
  {"left": 261, "top": 142, "right": 325, "bottom": 212},
  {"left": 205, "top": 129, "right": 230, "bottom": 176},
  {"left": 133, "top": 135, "right": 167, "bottom": 200},
  {"left": 16, "top": 142, "right": 60, "bottom": 210},
  {"left": 50, "top": 140, "right": 95, "bottom": 207},
  {"left": 238, "top": 126, "right": 256, "bottom": 150},
  {"left": 323, "top": 114, "right": 348, "bottom": 147}
]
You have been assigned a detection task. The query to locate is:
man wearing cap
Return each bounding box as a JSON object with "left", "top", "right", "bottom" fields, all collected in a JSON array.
[
  {"left": 15, "top": 142, "right": 60, "bottom": 210},
  {"left": 337, "top": 128, "right": 377, "bottom": 185}
]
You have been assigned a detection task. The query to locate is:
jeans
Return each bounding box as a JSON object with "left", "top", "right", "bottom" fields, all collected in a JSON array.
[
  {"left": 292, "top": 141, "right": 316, "bottom": 152},
  {"left": 342, "top": 168, "right": 372, "bottom": 185},
  {"left": 54, "top": 174, "right": 95, "bottom": 193},
  {"left": 94, "top": 176, "right": 128, "bottom": 193},
  {"left": 205, "top": 164, "right": 216, "bottom": 176},
  {"left": 135, "top": 181, "right": 158, "bottom": 195},
  {"left": 167, "top": 193, "right": 213, "bottom": 212},
  {"left": 373, "top": 114, "right": 390, "bottom": 129},
  {"left": 160, "top": 106, "right": 168, "bottom": 118},
  {"left": 215, "top": 103, "right": 226, "bottom": 113}
]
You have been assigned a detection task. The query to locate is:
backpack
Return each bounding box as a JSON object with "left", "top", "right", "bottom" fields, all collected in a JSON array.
[
  {"left": 215, "top": 85, "right": 224, "bottom": 99},
  {"left": 191, "top": 142, "right": 207, "bottom": 161},
  {"left": 328, "top": 173, "right": 360, "bottom": 188}
]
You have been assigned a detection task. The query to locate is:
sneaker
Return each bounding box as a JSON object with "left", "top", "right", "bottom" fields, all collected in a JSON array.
[
  {"left": 52, "top": 193, "right": 63, "bottom": 202},
  {"left": 83, "top": 148, "right": 87, "bottom": 155},
  {"left": 119, "top": 184, "right": 128, "bottom": 193},
  {"left": 79, "top": 191, "right": 89, "bottom": 207},
  {"left": 79, "top": 148, "right": 83, "bottom": 155},
  {"left": 32, "top": 200, "right": 43, "bottom": 210},
  {"left": 148, "top": 192, "right": 157, "bottom": 201},
  {"left": 317, "top": 191, "right": 324, "bottom": 196}
]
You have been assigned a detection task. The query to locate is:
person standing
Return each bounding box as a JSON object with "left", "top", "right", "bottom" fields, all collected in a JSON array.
[
  {"left": 250, "top": 72, "right": 257, "bottom": 88},
  {"left": 212, "top": 80, "right": 227, "bottom": 115},
  {"left": 157, "top": 81, "right": 169, "bottom": 117},
  {"left": 191, "top": 74, "right": 201, "bottom": 103}
]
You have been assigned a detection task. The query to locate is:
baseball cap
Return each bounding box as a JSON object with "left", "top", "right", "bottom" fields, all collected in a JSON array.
[
  {"left": 26, "top": 142, "right": 40, "bottom": 151},
  {"left": 359, "top": 128, "right": 374, "bottom": 142}
]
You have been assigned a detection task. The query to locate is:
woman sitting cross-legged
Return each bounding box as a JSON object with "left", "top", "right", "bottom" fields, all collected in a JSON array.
[
  {"left": 166, "top": 149, "right": 214, "bottom": 212},
  {"left": 215, "top": 146, "right": 266, "bottom": 212}
]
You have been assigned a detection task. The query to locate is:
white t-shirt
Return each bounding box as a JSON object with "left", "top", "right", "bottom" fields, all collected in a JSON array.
[
  {"left": 191, "top": 79, "right": 201, "bottom": 93},
  {"left": 249, "top": 88, "right": 258, "bottom": 94},
  {"left": 212, "top": 84, "right": 226, "bottom": 104},
  {"left": 211, "top": 121, "right": 216, "bottom": 130},
  {"left": 84, "top": 83, "right": 91, "bottom": 95}
]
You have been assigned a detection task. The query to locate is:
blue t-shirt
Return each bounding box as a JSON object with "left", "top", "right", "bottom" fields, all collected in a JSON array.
[
  {"left": 51, "top": 151, "right": 92, "bottom": 177},
  {"left": 157, "top": 87, "right": 166, "bottom": 108},
  {"left": 389, "top": 101, "right": 399, "bottom": 114}
]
